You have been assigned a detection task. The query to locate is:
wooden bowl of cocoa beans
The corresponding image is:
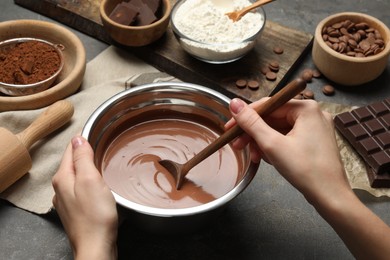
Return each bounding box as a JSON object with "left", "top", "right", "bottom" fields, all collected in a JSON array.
[{"left": 312, "top": 12, "right": 390, "bottom": 86}]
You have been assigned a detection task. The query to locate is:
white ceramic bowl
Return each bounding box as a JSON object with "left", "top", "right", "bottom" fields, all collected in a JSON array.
[{"left": 171, "top": 0, "right": 266, "bottom": 64}]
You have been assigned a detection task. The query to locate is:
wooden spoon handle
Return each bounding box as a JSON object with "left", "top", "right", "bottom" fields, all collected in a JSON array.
[
  {"left": 238, "top": 0, "right": 275, "bottom": 18},
  {"left": 16, "top": 100, "right": 74, "bottom": 149},
  {"left": 184, "top": 78, "right": 306, "bottom": 171}
]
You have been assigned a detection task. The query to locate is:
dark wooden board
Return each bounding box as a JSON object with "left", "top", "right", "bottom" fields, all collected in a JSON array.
[{"left": 14, "top": 0, "right": 313, "bottom": 102}]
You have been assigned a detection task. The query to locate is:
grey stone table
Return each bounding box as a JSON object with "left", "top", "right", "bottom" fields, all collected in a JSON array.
[{"left": 1, "top": 0, "right": 389, "bottom": 259}]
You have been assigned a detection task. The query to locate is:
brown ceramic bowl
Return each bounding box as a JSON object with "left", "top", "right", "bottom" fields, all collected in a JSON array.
[
  {"left": 312, "top": 12, "right": 390, "bottom": 86},
  {"left": 0, "top": 37, "right": 64, "bottom": 96},
  {"left": 100, "top": 0, "right": 171, "bottom": 47},
  {"left": 81, "top": 82, "right": 259, "bottom": 234}
]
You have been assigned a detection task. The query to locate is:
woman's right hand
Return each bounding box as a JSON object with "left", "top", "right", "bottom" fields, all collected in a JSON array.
[
  {"left": 228, "top": 98, "right": 350, "bottom": 203},
  {"left": 228, "top": 98, "right": 390, "bottom": 259}
]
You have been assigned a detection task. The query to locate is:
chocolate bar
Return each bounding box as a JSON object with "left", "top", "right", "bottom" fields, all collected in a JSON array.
[{"left": 334, "top": 98, "right": 390, "bottom": 188}]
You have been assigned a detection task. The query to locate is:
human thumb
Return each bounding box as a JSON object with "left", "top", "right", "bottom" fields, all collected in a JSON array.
[{"left": 71, "top": 135, "right": 97, "bottom": 176}]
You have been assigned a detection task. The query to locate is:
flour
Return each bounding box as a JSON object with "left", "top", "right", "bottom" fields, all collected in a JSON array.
[{"left": 172, "top": 0, "right": 265, "bottom": 63}]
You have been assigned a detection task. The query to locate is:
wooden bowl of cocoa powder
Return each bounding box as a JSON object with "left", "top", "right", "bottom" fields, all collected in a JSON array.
[
  {"left": 0, "top": 19, "right": 86, "bottom": 111},
  {"left": 0, "top": 37, "right": 64, "bottom": 96},
  {"left": 312, "top": 12, "right": 390, "bottom": 86}
]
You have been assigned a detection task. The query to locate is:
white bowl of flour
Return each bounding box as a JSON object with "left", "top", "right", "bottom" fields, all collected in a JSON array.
[{"left": 171, "top": 0, "right": 266, "bottom": 64}]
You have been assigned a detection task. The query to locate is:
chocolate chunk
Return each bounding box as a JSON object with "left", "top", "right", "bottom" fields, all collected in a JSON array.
[
  {"left": 13, "top": 70, "right": 27, "bottom": 84},
  {"left": 109, "top": 3, "right": 139, "bottom": 25},
  {"left": 110, "top": 0, "right": 162, "bottom": 26},
  {"left": 334, "top": 99, "right": 390, "bottom": 187},
  {"left": 130, "top": 0, "right": 157, "bottom": 26},
  {"left": 142, "top": 0, "right": 161, "bottom": 14},
  {"left": 20, "top": 60, "right": 34, "bottom": 75}
]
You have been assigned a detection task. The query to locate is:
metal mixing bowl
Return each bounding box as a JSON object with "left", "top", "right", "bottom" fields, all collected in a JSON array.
[
  {"left": 81, "top": 82, "right": 259, "bottom": 234},
  {"left": 0, "top": 37, "right": 64, "bottom": 96}
]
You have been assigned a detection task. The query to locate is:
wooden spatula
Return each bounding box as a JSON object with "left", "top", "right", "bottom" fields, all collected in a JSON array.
[{"left": 159, "top": 78, "right": 306, "bottom": 190}]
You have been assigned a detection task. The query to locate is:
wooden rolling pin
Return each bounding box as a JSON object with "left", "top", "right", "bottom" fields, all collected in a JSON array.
[{"left": 0, "top": 100, "right": 74, "bottom": 193}]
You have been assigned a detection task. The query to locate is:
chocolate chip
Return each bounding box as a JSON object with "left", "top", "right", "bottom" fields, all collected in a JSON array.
[
  {"left": 247, "top": 80, "right": 259, "bottom": 90},
  {"left": 235, "top": 79, "right": 247, "bottom": 88},
  {"left": 273, "top": 46, "right": 284, "bottom": 54},
  {"left": 268, "top": 60, "right": 279, "bottom": 72},
  {"left": 302, "top": 89, "right": 314, "bottom": 99},
  {"left": 260, "top": 66, "right": 270, "bottom": 75},
  {"left": 265, "top": 71, "right": 277, "bottom": 81},
  {"left": 312, "top": 69, "right": 322, "bottom": 78},
  {"left": 301, "top": 69, "right": 313, "bottom": 83},
  {"left": 294, "top": 93, "right": 303, "bottom": 100},
  {"left": 322, "top": 85, "right": 335, "bottom": 96}
]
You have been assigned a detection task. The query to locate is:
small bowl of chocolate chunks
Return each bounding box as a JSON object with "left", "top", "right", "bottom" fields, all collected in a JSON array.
[
  {"left": 312, "top": 12, "right": 390, "bottom": 86},
  {"left": 100, "top": 0, "right": 171, "bottom": 47},
  {"left": 0, "top": 37, "right": 64, "bottom": 96}
]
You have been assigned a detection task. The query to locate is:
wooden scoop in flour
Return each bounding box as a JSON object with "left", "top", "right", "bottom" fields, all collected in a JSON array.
[{"left": 0, "top": 100, "right": 74, "bottom": 193}]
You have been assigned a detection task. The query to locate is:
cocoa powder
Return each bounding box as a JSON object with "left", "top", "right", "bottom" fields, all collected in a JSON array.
[{"left": 0, "top": 40, "right": 61, "bottom": 85}]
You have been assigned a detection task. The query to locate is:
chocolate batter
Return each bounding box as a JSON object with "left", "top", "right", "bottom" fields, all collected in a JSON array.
[{"left": 102, "top": 118, "right": 243, "bottom": 209}]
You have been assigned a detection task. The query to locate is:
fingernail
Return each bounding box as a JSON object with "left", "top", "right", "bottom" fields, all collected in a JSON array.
[
  {"left": 71, "top": 136, "right": 84, "bottom": 149},
  {"left": 230, "top": 98, "right": 245, "bottom": 114}
]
